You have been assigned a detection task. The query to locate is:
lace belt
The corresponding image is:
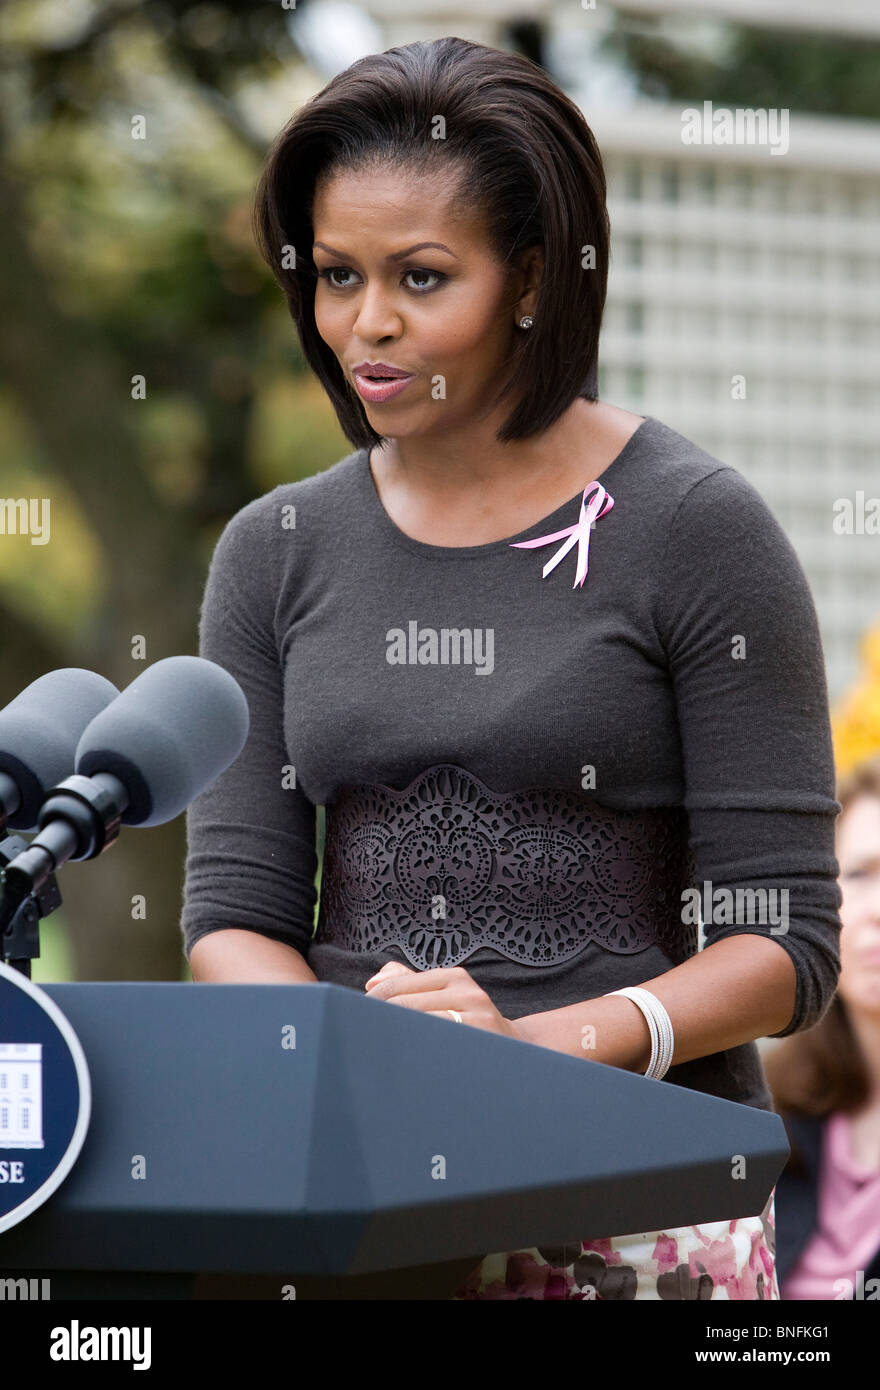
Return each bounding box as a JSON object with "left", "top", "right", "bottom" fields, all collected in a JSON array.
[{"left": 315, "top": 764, "right": 697, "bottom": 970}]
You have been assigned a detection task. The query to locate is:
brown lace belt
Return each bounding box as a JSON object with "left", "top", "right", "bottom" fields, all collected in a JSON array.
[{"left": 315, "top": 764, "right": 697, "bottom": 971}]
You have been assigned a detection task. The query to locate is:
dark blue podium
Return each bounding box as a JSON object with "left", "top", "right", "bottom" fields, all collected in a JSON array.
[{"left": 0, "top": 982, "right": 789, "bottom": 1298}]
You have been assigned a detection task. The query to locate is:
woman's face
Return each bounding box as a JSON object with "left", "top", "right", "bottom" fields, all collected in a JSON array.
[
  {"left": 311, "top": 165, "right": 534, "bottom": 441},
  {"left": 836, "top": 792, "right": 880, "bottom": 1016}
]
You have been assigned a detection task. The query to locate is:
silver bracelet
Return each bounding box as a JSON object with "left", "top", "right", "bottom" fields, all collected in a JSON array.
[{"left": 605, "top": 986, "right": 674, "bottom": 1080}]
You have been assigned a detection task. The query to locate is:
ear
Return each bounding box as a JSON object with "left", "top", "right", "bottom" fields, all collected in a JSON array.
[{"left": 512, "top": 244, "right": 544, "bottom": 322}]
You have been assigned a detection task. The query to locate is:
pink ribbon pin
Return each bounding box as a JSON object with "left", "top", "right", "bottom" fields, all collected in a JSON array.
[{"left": 509, "top": 481, "right": 614, "bottom": 588}]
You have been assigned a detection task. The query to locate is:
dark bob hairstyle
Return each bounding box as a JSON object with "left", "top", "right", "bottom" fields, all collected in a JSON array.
[{"left": 252, "top": 35, "right": 610, "bottom": 451}]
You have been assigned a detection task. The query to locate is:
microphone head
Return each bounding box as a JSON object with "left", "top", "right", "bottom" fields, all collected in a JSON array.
[
  {"left": 0, "top": 669, "right": 121, "bottom": 830},
  {"left": 75, "top": 656, "right": 250, "bottom": 827}
]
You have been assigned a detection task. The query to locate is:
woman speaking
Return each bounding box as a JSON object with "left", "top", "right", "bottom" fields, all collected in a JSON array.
[{"left": 180, "top": 36, "right": 843, "bottom": 1300}]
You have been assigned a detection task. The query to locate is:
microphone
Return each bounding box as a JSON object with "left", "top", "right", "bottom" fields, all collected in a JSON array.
[
  {"left": 74, "top": 655, "right": 250, "bottom": 828},
  {"left": 1, "top": 658, "right": 247, "bottom": 973},
  {"left": 0, "top": 669, "right": 121, "bottom": 831},
  {"left": 43, "top": 652, "right": 248, "bottom": 850}
]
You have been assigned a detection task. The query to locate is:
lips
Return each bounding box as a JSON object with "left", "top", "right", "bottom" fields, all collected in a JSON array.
[
  {"left": 352, "top": 362, "right": 412, "bottom": 379},
  {"left": 349, "top": 358, "right": 416, "bottom": 404}
]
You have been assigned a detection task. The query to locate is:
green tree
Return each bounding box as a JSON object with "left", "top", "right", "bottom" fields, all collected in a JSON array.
[{"left": 0, "top": 2, "right": 343, "bottom": 980}]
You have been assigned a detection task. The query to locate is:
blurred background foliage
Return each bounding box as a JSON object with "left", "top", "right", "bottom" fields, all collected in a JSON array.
[
  {"left": 606, "top": 11, "right": 880, "bottom": 119},
  {"left": 0, "top": 1, "right": 875, "bottom": 982},
  {"left": 0, "top": 0, "right": 347, "bottom": 983}
]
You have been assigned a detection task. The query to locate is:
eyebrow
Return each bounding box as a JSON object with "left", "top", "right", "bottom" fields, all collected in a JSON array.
[{"left": 312, "top": 241, "right": 458, "bottom": 262}]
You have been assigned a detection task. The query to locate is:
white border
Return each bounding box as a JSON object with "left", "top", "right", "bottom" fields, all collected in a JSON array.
[{"left": 0, "top": 961, "right": 92, "bottom": 1233}]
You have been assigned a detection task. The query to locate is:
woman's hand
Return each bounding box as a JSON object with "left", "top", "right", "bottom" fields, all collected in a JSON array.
[{"left": 364, "top": 960, "right": 524, "bottom": 1041}]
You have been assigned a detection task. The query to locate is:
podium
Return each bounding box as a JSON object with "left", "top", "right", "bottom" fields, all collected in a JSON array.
[{"left": 0, "top": 982, "right": 789, "bottom": 1299}]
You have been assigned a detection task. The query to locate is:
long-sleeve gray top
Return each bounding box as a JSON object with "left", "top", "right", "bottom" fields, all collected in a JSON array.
[{"left": 180, "top": 414, "right": 843, "bottom": 1112}]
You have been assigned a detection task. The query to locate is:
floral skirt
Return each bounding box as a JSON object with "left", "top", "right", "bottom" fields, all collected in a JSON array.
[{"left": 450, "top": 1188, "right": 779, "bottom": 1300}]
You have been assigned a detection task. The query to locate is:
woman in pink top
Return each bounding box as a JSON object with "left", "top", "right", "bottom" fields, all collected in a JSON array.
[{"left": 766, "top": 753, "right": 880, "bottom": 1299}]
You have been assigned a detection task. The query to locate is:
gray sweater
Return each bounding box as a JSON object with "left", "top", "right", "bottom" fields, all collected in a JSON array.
[{"left": 180, "top": 415, "right": 843, "bottom": 1111}]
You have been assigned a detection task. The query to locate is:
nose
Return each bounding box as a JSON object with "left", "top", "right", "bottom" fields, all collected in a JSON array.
[{"left": 352, "top": 283, "right": 402, "bottom": 341}]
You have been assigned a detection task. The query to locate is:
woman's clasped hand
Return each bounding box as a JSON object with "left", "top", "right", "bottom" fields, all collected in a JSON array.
[{"left": 364, "top": 960, "right": 523, "bottom": 1041}]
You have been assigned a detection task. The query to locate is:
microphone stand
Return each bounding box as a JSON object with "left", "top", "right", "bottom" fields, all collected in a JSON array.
[
  {"left": 1, "top": 773, "right": 124, "bottom": 977},
  {"left": 0, "top": 833, "right": 62, "bottom": 978}
]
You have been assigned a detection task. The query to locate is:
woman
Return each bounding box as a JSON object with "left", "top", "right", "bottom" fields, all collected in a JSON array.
[
  {"left": 180, "top": 37, "right": 842, "bottom": 1300},
  {"left": 766, "top": 753, "right": 880, "bottom": 1300}
]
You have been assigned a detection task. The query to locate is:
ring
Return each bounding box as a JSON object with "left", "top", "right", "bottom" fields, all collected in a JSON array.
[{"left": 447, "top": 1009, "right": 463, "bottom": 1023}]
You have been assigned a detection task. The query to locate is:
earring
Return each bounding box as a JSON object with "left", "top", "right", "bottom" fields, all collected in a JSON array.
[{"left": 519, "top": 316, "right": 534, "bottom": 329}]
